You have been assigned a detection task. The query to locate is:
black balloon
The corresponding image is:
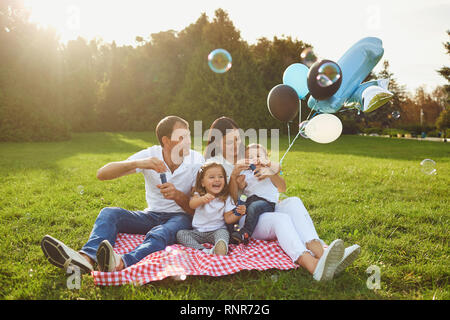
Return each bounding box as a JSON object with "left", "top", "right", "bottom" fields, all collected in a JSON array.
[
  {"left": 307, "top": 59, "right": 343, "bottom": 101},
  {"left": 267, "top": 84, "right": 299, "bottom": 122}
]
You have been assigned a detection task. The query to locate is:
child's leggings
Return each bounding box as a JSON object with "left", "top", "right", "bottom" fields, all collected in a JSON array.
[{"left": 176, "top": 228, "right": 229, "bottom": 251}]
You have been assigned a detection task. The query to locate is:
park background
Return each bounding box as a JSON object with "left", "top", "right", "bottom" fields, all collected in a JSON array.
[
  {"left": 0, "top": 0, "right": 449, "bottom": 300},
  {"left": 0, "top": 1, "right": 449, "bottom": 142}
]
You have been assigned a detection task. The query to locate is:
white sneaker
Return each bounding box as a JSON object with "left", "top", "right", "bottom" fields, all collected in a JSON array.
[
  {"left": 96, "top": 240, "right": 122, "bottom": 272},
  {"left": 213, "top": 240, "right": 228, "bottom": 255},
  {"left": 41, "top": 235, "right": 93, "bottom": 273},
  {"left": 334, "top": 244, "right": 361, "bottom": 276},
  {"left": 313, "top": 239, "right": 344, "bottom": 281}
]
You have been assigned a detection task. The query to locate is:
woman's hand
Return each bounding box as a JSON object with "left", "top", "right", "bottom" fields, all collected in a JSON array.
[
  {"left": 236, "top": 175, "right": 247, "bottom": 190},
  {"left": 254, "top": 161, "right": 281, "bottom": 180},
  {"left": 235, "top": 205, "right": 246, "bottom": 216},
  {"left": 231, "top": 159, "right": 251, "bottom": 178}
]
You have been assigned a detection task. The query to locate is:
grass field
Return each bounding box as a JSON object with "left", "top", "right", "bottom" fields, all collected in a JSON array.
[{"left": 0, "top": 132, "right": 449, "bottom": 300}]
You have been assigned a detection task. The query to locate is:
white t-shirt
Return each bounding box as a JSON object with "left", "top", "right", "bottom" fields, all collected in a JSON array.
[
  {"left": 127, "top": 145, "right": 204, "bottom": 212},
  {"left": 241, "top": 170, "right": 279, "bottom": 203},
  {"left": 206, "top": 154, "right": 279, "bottom": 203},
  {"left": 192, "top": 195, "right": 236, "bottom": 232}
]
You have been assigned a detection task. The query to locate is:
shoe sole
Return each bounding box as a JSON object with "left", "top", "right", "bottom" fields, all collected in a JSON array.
[
  {"left": 97, "top": 240, "right": 113, "bottom": 272},
  {"left": 214, "top": 240, "right": 228, "bottom": 255},
  {"left": 41, "top": 235, "right": 92, "bottom": 274},
  {"left": 231, "top": 233, "right": 243, "bottom": 245},
  {"left": 334, "top": 246, "right": 361, "bottom": 276},
  {"left": 316, "top": 240, "right": 344, "bottom": 281}
]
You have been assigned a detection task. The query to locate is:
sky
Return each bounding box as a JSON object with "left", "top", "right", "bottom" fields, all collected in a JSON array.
[{"left": 24, "top": 0, "right": 450, "bottom": 94}]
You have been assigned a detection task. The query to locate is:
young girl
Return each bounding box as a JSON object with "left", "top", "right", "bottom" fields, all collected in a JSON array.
[
  {"left": 230, "top": 144, "right": 286, "bottom": 244},
  {"left": 176, "top": 162, "right": 246, "bottom": 255}
]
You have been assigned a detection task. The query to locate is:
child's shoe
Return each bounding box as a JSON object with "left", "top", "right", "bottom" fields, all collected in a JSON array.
[
  {"left": 231, "top": 229, "right": 249, "bottom": 245},
  {"left": 213, "top": 240, "right": 228, "bottom": 255}
]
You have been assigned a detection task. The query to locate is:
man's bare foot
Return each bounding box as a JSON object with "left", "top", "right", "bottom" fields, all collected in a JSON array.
[
  {"left": 115, "top": 258, "right": 124, "bottom": 271},
  {"left": 79, "top": 252, "right": 95, "bottom": 268}
]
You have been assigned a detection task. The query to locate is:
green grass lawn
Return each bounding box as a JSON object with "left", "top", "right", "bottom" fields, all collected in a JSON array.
[{"left": 0, "top": 132, "right": 449, "bottom": 300}]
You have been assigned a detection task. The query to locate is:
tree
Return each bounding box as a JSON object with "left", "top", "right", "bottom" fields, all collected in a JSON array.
[
  {"left": 437, "top": 30, "right": 450, "bottom": 105},
  {"left": 0, "top": 0, "right": 70, "bottom": 141},
  {"left": 435, "top": 108, "right": 450, "bottom": 133},
  {"left": 168, "top": 9, "right": 272, "bottom": 131},
  {"left": 61, "top": 37, "right": 100, "bottom": 131}
]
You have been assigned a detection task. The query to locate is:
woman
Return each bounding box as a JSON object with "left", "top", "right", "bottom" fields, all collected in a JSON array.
[{"left": 204, "top": 117, "right": 361, "bottom": 281}]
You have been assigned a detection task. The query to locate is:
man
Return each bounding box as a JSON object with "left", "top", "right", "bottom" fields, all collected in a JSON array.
[{"left": 41, "top": 116, "right": 204, "bottom": 273}]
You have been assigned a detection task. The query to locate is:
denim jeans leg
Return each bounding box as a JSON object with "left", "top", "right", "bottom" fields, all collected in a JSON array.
[
  {"left": 243, "top": 200, "right": 275, "bottom": 236},
  {"left": 121, "top": 212, "right": 192, "bottom": 268},
  {"left": 79, "top": 207, "right": 157, "bottom": 262}
]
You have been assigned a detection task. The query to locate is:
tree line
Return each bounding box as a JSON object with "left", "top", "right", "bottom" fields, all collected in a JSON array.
[{"left": 0, "top": 2, "right": 448, "bottom": 142}]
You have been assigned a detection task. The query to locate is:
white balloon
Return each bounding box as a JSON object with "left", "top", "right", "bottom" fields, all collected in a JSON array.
[{"left": 304, "top": 114, "right": 343, "bottom": 144}]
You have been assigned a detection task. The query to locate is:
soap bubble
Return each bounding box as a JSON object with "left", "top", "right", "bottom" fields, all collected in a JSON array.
[
  {"left": 77, "top": 185, "right": 84, "bottom": 195},
  {"left": 316, "top": 62, "right": 341, "bottom": 87},
  {"left": 173, "top": 274, "right": 187, "bottom": 281},
  {"left": 392, "top": 111, "right": 400, "bottom": 119},
  {"left": 208, "top": 49, "right": 232, "bottom": 73},
  {"left": 300, "top": 48, "right": 317, "bottom": 67},
  {"left": 299, "top": 120, "right": 310, "bottom": 139},
  {"left": 420, "top": 159, "right": 436, "bottom": 175}
]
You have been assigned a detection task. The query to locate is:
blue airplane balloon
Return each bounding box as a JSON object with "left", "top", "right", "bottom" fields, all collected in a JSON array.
[{"left": 307, "top": 37, "right": 393, "bottom": 114}]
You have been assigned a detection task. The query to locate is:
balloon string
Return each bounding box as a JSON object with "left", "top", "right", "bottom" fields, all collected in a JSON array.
[
  {"left": 280, "top": 130, "right": 302, "bottom": 166},
  {"left": 306, "top": 107, "right": 315, "bottom": 121},
  {"left": 287, "top": 122, "right": 291, "bottom": 145},
  {"left": 280, "top": 107, "right": 318, "bottom": 170}
]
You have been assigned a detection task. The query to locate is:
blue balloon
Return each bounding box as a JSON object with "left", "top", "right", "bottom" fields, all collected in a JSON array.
[
  {"left": 283, "top": 63, "right": 309, "bottom": 99},
  {"left": 307, "top": 37, "right": 391, "bottom": 113}
]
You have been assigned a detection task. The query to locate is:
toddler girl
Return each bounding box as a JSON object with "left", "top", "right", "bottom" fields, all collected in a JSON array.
[{"left": 177, "top": 162, "right": 246, "bottom": 255}]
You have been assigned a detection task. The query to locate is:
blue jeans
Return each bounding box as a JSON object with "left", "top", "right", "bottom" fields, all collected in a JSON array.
[
  {"left": 227, "top": 195, "right": 275, "bottom": 237},
  {"left": 241, "top": 196, "right": 276, "bottom": 235},
  {"left": 80, "top": 207, "right": 192, "bottom": 268}
]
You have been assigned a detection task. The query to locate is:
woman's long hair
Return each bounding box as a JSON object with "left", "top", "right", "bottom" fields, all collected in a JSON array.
[{"left": 204, "top": 117, "right": 244, "bottom": 160}]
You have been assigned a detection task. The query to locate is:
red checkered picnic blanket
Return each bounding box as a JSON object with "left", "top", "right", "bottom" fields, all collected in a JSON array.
[{"left": 92, "top": 233, "right": 298, "bottom": 286}]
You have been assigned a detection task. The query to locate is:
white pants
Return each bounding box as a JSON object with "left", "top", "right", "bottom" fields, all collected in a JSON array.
[{"left": 238, "top": 197, "right": 323, "bottom": 262}]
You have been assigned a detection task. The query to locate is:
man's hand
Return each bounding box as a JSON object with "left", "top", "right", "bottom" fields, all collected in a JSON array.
[
  {"left": 157, "top": 182, "right": 180, "bottom": 200},
  {"left": 136, "top": 157, "right": 167, "bottom": 173}
]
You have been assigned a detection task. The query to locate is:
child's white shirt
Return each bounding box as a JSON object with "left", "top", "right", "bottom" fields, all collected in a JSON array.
[
  {"left": 192, "top": 194, "right": 236, "bottom": 232},
  {"left": 241, "top": 170, "right": 279, "bottom": 203}
]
